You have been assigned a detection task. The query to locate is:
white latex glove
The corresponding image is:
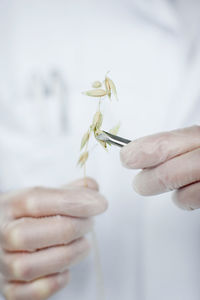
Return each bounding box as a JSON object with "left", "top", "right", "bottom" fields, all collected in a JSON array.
[
  {"left": 120, "top": 125, "right": 200, "bottom": 210},
  {"left": 0, "top": 178, "right": 108, "bottom": 300}
]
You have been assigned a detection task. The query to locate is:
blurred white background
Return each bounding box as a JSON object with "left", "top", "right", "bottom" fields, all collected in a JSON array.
[{"left": 0, "top": 1, "right": 200, "bottom": 300}]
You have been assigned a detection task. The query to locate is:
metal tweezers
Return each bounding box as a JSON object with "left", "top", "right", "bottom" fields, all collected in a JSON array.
[{"left": 96, "top": 131, "right": 131, "bottom": 148}]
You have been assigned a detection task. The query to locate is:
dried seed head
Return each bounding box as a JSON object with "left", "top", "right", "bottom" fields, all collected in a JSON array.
[
  {"left": 109, "top": 122, "right": 121, "bottom": 135},
  {"left": 91, "top": 111, "right": 103, "bottom": 131},
  {"left": 104, "top": 78, "right": 111, "bottom": 99},
  {"left": 77, "top": 151, "right": 89, "bottom": 167},
  {"left": 94, "top": 128, "right": 103, "bottom": 137},
  {"left": 79, "top": 72, "right": 119, "bottom": 171},
  {"left": 92, "top": 81, "right": 102, "bottom": 88},
  {"left": 106, "top": 76, "right": 118, "bottom": 101},
  {"left": 94, "top": 129, "right": 108, "bottom": 151},
  {"left": 82, "top": 89, "right": 107, "bottom": 98},
  {"left": 80, "top": 130, "right": 90, "bottom": 150},
  {"left": 97, "top": 139, "right": 108, "bottom": 151}
]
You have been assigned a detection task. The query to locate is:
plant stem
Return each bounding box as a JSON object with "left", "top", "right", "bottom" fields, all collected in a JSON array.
[
  {"left": 83, "top": 144, "right": 106, "bottom": 300},
  {"left": 98, "top": 98, "right": 102, "bottom": 111},
  {"left": 91, "top": 229, "right": 106, "bottom": 300},
  {"left": 83, "top": 163, "right": 87, "bottom": 187},
  {"left": 83, "top": 140, "right": 89, "bottom": 187}
]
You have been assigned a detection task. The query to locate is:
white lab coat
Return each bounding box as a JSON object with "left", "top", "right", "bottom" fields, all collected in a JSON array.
[{"left": 0, "top": 1, "right": 200, "bottom": 300}]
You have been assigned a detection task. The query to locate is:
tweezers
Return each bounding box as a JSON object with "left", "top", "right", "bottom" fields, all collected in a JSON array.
[{"left": 96, "top": 131, "right": 131, "bottom": 148}]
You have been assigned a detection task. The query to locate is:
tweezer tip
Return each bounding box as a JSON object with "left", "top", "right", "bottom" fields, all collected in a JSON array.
[{"left": 96, "top": 131, "right": 109, "bottom": 142}]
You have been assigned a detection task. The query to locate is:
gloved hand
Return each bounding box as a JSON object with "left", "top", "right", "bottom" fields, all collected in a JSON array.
[
  {"left": 0, "top": 178, "right": 107, "bottom": 300},
  {"left": 120, "top": 125, "right": 200, "bottom": 210}
]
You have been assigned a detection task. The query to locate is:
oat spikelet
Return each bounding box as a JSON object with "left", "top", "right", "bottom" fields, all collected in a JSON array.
[
  {"left": 106, "top": 77, "right": 118, "bottom": 101},
  {"left": 109, "top": 122, "right": 121, "bottom": 135},
  {"left": 77, "top": 151, "right": 89, "bottom": 167},
  {"left": 82, "top": 89, "right": 107, "bottom": 98},
  {"left": 104, "top": 77, "right": 111, "bottom": 99},
  {"left": 98, "top": 140, "right": 108, "bottom": 151},
  {"left": 80, "top": 130, "right": 90, "bottom": 150},
  {"left": 94, "top": 129, "right": 108, "bottom": 151},
  {"left": 91, "top": 111, "right": 103, "bottom": 131},
  {"left": 94, "top": 128, "right": 103, "bottom": 137},
  {"left": 92, "top": 81, "right": 102, "bottom": 88}
]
